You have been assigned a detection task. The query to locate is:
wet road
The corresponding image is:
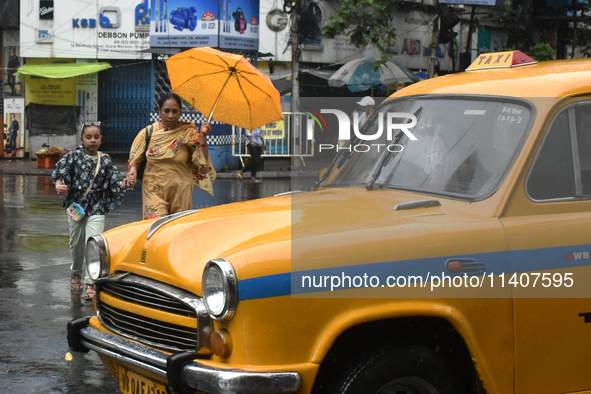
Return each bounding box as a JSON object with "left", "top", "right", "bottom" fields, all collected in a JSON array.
[{"left": 0, "top": 174, "right": 313, "bottom": 393}]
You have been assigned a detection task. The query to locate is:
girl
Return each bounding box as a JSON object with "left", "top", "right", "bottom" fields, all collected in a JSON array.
[{"left": 52, "top": 121, "right": 134, "bottom": 300}]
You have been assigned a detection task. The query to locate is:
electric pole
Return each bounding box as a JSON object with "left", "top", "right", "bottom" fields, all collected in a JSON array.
[
  {"left": 290, "top": 0, "right": 300, "bottom": 115},
  {"left": 290, "top": 0, "right": 301, "bottom": 169}
]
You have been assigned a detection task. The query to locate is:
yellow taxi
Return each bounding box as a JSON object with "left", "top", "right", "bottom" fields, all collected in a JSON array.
[{"left": 68, "top": 51, "right": 591, "bottom": 394}]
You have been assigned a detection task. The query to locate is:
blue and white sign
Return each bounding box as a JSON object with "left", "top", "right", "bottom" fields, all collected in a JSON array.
[{"left": 150, "top": 0, "right": 219, "bottom": 48}]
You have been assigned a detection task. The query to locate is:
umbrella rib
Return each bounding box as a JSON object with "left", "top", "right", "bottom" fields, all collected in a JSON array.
[
  {"left": 174, "top": 69, "right": 232, "bottom": 91},
  {"left": 208, "top": 73, "right": 234, "bottom": 122},
  {"left": 172, "top": 54, "right": 232, "bottom": 70},
  {"left": 233, "top": 76, "right": 255, "bottom": 129},
  {"left": 233, "top": 69, "right": 275, "bottom": 98}
]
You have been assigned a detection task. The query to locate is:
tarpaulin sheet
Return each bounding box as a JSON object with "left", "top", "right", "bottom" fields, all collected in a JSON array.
[
  {"left": 17, "top": 63, "right": 111, "bottom": 79},
  {"left": 26, "top": 104, "right": 80, "bottom": 135}
]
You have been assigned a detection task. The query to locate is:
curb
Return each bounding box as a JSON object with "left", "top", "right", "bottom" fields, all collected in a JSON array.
[{"left": 0, "top": 166, "right": 319, "bottom": 179}]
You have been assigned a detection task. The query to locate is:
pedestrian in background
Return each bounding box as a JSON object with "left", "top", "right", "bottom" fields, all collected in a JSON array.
[
  {"left": 238, "top": 127, "right": 265, "bottom": 183},
  {"left": 356, "top": 96, "right": 375, "bottom": 126},
  {"left": 52, "top": 121, "right": 132, "bottom": 300},
  {"left": 125, "top": 93, "right": 216, "bottom": 220}
]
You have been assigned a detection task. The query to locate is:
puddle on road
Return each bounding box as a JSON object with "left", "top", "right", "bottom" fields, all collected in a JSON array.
[{"left": 16, "top": 230, "right": 69, "bottom": 251}]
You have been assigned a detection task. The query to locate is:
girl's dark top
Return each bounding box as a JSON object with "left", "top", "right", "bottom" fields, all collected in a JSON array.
[{"left": 51, "top": 150, "right": 127, "bottom": 215}]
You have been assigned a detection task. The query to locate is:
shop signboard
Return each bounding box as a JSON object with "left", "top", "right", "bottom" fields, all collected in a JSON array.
[
  {"left": 24, "top": 59, "right": 77, "bottom": 106},
  {"left": 20, "top": 0, "right": 150, "bottom": 59}
]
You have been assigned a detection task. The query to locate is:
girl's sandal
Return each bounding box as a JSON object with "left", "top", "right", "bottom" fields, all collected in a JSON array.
[
  {"left": 71, "top": 275, "right": 83, "bottom": 291},
  {"left": 85, "top": 285, "right": 96, "bottom": 300}
]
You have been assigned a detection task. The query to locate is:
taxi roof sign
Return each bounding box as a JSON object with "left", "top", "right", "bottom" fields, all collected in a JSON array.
[{"left": 467, "top": 50, "right": 538, "bottom": 71}]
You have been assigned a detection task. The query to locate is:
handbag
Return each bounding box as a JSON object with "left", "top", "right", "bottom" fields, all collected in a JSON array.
[
  {"left": 66, "top": 202, "right": 86, "bottom": 221},
  {"left": 137, "top": 125, "right": 154, "bottom": 181},
  {"left": 66, "top": 153, "right": 102, "bottom": 222}
]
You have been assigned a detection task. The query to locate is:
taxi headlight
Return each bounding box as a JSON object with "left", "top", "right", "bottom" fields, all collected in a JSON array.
[
  {"left": 202, "top": 258, "right": 237, "bottom": 322},
  {"left": 86, "top": 234, "right": 109, "bottom": 281}
]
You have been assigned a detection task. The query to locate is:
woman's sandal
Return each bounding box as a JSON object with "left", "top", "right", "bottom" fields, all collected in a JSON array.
[
  {"left": 85, "top": 285, "right": 96, "bottom": 300},
  {"left": 71, "top": 275, "right": 83, "bottom": 291},
  {"left": 237, "top": 170, "right": 243, "bottom": 181}
]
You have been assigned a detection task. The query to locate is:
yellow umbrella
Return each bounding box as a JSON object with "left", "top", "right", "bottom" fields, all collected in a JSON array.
[{"left": 166, "top": 47, "right": 283, "bottom": 131}]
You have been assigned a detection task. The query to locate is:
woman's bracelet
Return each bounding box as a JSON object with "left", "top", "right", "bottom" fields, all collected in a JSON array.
[{"left": 199, "top": 142, "right": 207, "bottom": 147}]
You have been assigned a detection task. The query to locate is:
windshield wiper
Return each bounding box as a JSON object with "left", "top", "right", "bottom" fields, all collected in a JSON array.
[
  {"left": 366, "top": 107, "right": 423, "bottom": 190},
  {"left": 314, "top": 140, "right": 358, "bottom": 189}
]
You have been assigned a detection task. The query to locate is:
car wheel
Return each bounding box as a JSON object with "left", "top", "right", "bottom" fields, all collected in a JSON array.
[{"left": 330, "top": 345, "right": 459, "bottom": 394}]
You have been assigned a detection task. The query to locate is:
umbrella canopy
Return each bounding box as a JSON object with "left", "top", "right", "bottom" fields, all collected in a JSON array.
[
  {"left": 166, "top": 47, "right": 283, "bottom": 131},
  {"left": 328, "top": 57, "right": 420, "bottom": 92}
]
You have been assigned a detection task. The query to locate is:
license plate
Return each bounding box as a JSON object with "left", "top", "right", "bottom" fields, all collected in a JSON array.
[{"left": 119, "top": 366, "right": 168, "bottom": 394}]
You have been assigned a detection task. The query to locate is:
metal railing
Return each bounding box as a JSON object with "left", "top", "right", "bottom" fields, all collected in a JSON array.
[{"left": 232, "top": 112, "right": 315, "bottom": 167}]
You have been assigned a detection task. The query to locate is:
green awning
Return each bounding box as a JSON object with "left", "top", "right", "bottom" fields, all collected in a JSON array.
[{"left": 17, "top": 62, "right": 111, "bottom": 79}]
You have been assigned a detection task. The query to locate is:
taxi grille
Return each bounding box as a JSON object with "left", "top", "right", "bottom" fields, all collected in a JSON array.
[
  {"left": 101, "top": 282, "right": 196, "bottom": 317},
  {"left": 96, "top": 274, "right": 209, "bottom": 353},
  {"left": 99, "top": 303, "right": 198, "bottom": 352}
]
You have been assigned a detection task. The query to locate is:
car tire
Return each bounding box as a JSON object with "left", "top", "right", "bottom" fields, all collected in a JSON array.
[{"left": 330, "top": 345, "right": 459, "bottom": 394}]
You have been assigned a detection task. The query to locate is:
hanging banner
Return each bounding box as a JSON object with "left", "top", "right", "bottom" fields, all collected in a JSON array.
[
  {"left": 261, "top": 120, "right": 284, "bottom": 139},
  {"left": 150, "top": 0, "right": 219, "bottom": 47}
]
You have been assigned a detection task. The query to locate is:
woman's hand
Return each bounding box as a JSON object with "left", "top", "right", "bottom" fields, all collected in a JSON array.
[
  {"left": 124, "top": 166, "right": 138, "bottom": 188},
  {"left": 121, "top": 178, "right": 134, "bottom": 189},
  {"left": 200, "top": 121, "right": 211, "bottom": 136}
]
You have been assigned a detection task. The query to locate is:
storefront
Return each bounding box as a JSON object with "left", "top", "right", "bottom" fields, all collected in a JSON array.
[
  {"left": 17, "top": 0, "right": 262, "bottom": 170},
  {"left": 18, "top": 1, "right": 152, "bottom": 158},
  {"left": 16, "top": 61, "right": 111, "bottom": 157}
]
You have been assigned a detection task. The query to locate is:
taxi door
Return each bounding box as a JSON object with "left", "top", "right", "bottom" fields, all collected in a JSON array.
[{"left": 502, "top": 99, "right": 591, "bottom": 393}]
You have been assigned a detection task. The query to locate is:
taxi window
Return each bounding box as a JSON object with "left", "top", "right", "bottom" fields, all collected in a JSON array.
[
  {"left": 527, "top": 101, "right": 591, "bottom": 200},
  {"left": 324, "top": 96, "right": 533, "bottom": 200}
]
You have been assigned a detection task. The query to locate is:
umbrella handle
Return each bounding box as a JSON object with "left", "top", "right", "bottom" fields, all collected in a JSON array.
[
  {"left": 207, "top": 106, "right": 216, "bottom": 123},
  {"left": 207, "top": 81, "right": 225, "bottom": 122}
]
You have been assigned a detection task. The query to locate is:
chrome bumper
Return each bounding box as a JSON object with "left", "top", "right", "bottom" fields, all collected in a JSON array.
[{"left": 67, "top": 318, "right": 302, "bottom": 394}]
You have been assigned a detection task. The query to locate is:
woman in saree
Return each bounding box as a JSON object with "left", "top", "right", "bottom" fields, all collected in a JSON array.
[{"left": 125, "top": 93, "right": 216, "bottom": 219}]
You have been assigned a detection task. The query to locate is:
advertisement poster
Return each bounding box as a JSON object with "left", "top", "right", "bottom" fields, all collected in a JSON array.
[
  {"left": 3, "top": 98, "right": 25, "bottom": 158},
  {"left": 150, "top": 0, "right": 219, "bottom": 47},
  {"left": 24, "top": 59, "right": 77, "bottom": 106},
  {"left": 219, "top": 0, "right": 259, "bottom": 51},
  {"left": 3, "top": 45, "right": 22, "bottom": 98}
]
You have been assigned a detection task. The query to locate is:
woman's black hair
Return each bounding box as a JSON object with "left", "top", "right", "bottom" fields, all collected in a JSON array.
[{"left": 158, "top": 93, "right": 182, "bottom": 109}]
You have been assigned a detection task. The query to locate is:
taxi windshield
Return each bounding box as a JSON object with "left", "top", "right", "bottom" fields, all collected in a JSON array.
[{"left": 322, "top": 96, "right": 533, "bottom": 200}]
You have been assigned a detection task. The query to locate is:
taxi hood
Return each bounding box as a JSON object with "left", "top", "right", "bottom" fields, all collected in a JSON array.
[{"left": 106, "top": 187, "right": 487, "bottom": 294}]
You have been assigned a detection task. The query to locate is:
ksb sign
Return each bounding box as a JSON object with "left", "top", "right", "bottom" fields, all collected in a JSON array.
[{"left": 72, "top": 7, "right": 121, "bottom": 28}]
